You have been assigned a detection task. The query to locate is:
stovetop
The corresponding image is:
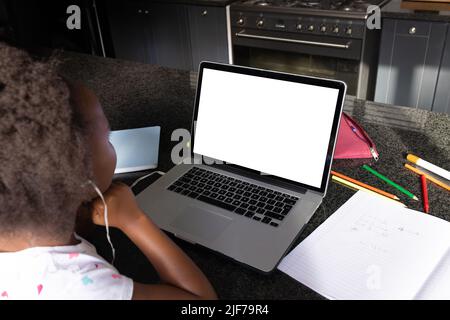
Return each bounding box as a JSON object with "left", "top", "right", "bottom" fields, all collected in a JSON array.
[{"left": 232, "top": 0, "right": 389, "bottom": 15}]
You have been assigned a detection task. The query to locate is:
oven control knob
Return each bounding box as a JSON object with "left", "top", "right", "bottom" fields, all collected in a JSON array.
[
  {"left": 257, "top": 19, "right": 264, "bottom": 27},
  {"left": 237, "top": 18, "right": 244, "bottom": 26},
  {"left": 308, "top": 24, "right": 314, "bottom": 31},
  {"left": 333, "top": 26, "right": 339, "bottom": 33},
  {"left": 320, "top": 25, "right": 327, "bottom": 33},
  {"left": 296, "top": 23, "right": 303, "bottom": 30},
  {"left": 345, "top": 27, "right": 352, "bottom": 35}
]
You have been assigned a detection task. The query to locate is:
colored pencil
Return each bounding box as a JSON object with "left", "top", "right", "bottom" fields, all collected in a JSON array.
[
  {"left": 362, "top": 165, "right": 418, "bottom": 201},
  {"left": 331, "top": 170, "right": 400, "bottom": 200},
  {"left": 332, "top": 175, "right": 406, "bottom": 207},
  {"left": 404, "top": 163, "right": 450, "bottom": 192},
  {"left": 407, "top": 154, "right": 450, "bottom": 181},
  {"left": 420, "top": 175, "right": 429, "bottom": 213}
]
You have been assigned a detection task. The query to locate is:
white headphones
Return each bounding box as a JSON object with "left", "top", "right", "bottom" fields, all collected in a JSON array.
[{"left": 86, "top": 180, "right": 116, "bottom": 264}]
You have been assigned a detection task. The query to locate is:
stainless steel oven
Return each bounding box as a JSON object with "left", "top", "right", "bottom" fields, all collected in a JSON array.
[{"left": 229, "top": 0, "right": 387, "bottom": 99}]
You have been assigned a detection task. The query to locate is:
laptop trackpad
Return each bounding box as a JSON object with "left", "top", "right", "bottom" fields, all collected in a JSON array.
[{"left": 171, "top": 206, "right": 232, "bottom": 242}]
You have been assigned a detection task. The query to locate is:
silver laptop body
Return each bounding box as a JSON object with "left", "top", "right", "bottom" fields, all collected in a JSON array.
[{"left": 136, "top": 62, "right": 346, "bottom": 273}]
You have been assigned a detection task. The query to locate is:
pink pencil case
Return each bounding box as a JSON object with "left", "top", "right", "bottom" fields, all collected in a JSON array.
[{"left": 334, "top": 112, "right": 379, "bottom": 161}]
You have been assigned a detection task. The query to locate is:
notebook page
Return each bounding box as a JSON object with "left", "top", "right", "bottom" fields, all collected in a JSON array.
[
  {"left": 415, "top": 248, "right": 450, "bottom": 299},
  {"left": 278, "top": 191, "right": 450, "bottom": 299}
]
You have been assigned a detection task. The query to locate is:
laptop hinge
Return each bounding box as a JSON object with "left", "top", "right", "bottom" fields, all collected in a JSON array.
[{"left": 209, "top": 164, "right": 308, "bottom": 195}]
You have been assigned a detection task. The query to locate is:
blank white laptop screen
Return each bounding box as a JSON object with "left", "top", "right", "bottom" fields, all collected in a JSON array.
[{"left": 193, "top": 68, "right": 340, "bottom": 189}]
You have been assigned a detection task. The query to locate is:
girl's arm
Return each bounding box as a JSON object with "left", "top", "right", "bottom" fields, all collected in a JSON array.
[{"left": 91, "top": 182, "right": 217, "bottom": 300}]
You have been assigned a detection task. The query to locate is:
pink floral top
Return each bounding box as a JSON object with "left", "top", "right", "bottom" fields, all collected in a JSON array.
[{"left": 0, "top": 234, "right": 133, "bottom": 299}]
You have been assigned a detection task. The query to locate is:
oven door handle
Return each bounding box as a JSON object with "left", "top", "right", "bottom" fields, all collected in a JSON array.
[{"left": 235, "top": 30, "right": 351, "bottom": 49}]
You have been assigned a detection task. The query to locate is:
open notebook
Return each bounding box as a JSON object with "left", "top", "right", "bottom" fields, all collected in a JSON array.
[{"left": 278, "top": 191, "right": 450, "bottom": 300}]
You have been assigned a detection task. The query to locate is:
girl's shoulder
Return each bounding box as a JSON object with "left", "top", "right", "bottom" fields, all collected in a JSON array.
[{"left": 0, "top": 235, "right": 133, "bottom": 300}]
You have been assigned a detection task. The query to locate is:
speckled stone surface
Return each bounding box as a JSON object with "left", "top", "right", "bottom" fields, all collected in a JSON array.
[
  {"left": 382, "top": 0, "right": 450, "bottom": 22},
  {"left": 58, "top": 52, "right": 450, "bottom": 299}
]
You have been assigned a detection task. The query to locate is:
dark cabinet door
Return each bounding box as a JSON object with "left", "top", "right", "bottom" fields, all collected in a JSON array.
[
  {"left": 105, "top": 2, "right": 229, "bottom": 71},
  {"left": 148, "top": 3, "right": 192, "bottom": 70},
  {"left": 106, "top": 1, "right": 152, "bottom": 64},
  {"left": 106, "top": 2, "right": 192, "bottom": 70},
  {"left": 374, "top": 19, "right": 447, "bottom": 110},
  {"left": 433, "top": 28, "right": 450, "bottom": 115},
  {"left": 188, "top": 5, "right": 229, "bottom": 71}
]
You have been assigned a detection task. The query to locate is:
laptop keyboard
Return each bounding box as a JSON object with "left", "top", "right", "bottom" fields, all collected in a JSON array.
[{"left": 167, "top": 167, "right": 299, "bottom": 227}]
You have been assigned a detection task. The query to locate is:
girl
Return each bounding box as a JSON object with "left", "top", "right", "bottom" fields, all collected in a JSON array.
[{"left": 0, "top": 43, "right": 217, "bottom": 300}]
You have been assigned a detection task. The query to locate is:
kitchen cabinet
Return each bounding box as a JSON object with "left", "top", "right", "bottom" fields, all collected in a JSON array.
[
  {"left": 433, "top": 29, "right": 450, "bottom": 115},
  {"left": 3, "top": 0, "right": 104, "bottom": 55},
  {"left": 106, "top": 1, "right": 192, "bottom": 70},
  {"left": 105, "top": 1, "right": 152, "bottom": 64},
  {"left": 148, "top": 3, "right": 192, "bottom": 70},
  {"left": 187, "top": 5, "right": 229, "bottom": 70},
  {"left": 374, "top": 18, "right": 447, "bottom": 111},
  {"left": 105, "top": 1, "right": 229, "bottom": 71},
  {"left": 0, "top": 0, "right": 11, "bottom": 41}
]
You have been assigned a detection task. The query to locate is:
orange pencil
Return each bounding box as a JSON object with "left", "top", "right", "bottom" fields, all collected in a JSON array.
[
  {"left": 404, "top": 163, "right": 450, "bottom": 192},
  {"left": 331, "top": 170, "right": 400, "bottom": 200}
]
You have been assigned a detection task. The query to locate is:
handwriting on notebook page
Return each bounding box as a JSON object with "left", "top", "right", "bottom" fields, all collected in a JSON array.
[{"left": 350, "top": 214, "right": 421, "bottom": 237}]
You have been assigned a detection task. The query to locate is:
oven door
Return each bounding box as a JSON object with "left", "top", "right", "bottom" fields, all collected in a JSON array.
[{"left": 232, "top": 27, "right": 362, "bottom": 96}]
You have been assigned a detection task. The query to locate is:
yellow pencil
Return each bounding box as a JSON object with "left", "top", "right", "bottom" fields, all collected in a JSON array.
[
  {"left": 332, "top": 175, "right": 406, "bottom": 207},
  {"left": 331, "top": 170, "right": 400, "bottom": 200},
  {"left": 404, "top": 163, "right": 450, "bottom": 192}
]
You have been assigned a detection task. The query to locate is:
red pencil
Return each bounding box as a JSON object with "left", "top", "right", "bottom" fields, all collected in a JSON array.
[{"left": 421, "top": 175, "right": 429, "bottom": 213}]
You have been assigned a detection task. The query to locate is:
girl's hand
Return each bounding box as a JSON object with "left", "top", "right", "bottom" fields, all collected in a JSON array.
[{"left": 90, "top": 182, "right": 144, "bottom": 230}]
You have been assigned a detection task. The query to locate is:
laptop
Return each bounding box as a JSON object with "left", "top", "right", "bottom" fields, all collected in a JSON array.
[
  {"left": 136, "top": 62, "right": 346, "bottom": 273},
  {"left": 110, "top": 126, "right": 160, "bottom": 174}
]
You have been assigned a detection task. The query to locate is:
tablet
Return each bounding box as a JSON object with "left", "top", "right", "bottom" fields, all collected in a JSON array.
[{"left": 109, "top": 126, "right": 160, "bottom": 174}]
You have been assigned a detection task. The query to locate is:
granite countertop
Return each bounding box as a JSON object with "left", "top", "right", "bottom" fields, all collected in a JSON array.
[
  {"left": 382, "top": 0, "right": 450, "bottom": 22},
  {"left": 59, "top": 52, "right": 450, "bottom": 299}
]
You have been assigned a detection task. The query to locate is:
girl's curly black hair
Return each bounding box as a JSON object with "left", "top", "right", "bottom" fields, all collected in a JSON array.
[{"left": 0, "top": 43, "right": 93, "bottom": 238}]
